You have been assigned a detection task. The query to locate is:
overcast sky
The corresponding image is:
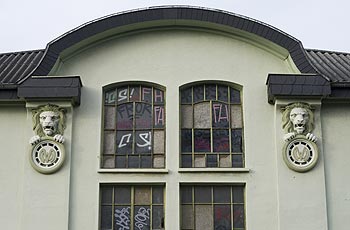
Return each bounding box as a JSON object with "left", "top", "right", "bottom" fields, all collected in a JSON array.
[{"left": 1, "top": 0, "right": 349, "bottom": 53}]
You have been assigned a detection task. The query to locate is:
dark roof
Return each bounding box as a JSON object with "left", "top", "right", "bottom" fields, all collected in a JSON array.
[
  {"left": 0, "top": 49, "right": 44, "bottom": 85},
  {"left": 306, "top": 49, "right": 350, "bottom": 83}
]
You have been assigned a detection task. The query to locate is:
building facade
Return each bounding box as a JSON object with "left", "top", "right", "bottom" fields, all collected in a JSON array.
[{"left": 1, "top": 6, "right": 350, "bottom": 230}]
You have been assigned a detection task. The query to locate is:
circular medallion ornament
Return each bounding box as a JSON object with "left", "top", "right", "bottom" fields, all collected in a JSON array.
[
  {"left": 282, "top": 136, "right": 318, "bottom": 172},
  {"left": 30, "top": 139, "right": 65, "bottom": 174}
]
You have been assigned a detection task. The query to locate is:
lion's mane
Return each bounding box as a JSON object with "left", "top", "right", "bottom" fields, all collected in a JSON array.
[
  {"left": 32, "top": 104, "right": 66, "bottom": 137},
  {"left": 282, "top": 102, "right": 314, "bottom": 134}
]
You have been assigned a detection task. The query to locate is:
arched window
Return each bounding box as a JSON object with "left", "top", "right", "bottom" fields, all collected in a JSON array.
[
  {"left": 180, "top": 83, "right": 244, "bottom": 168},
  {"left": 102, "top": 83, "right": 165, "bottom": 168}
]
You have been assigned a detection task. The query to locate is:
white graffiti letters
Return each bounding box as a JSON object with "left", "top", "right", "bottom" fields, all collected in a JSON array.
[
  {"left": 134, "top": 207, "right": 151, "bottom": 230},
  {"left": 137, "top": 132, "right": 151, "bottom": 150},
  {"left": 115, "top": 207, "right": 131, "bottom": 230},
  {"left": 118, "top": 134, "right": 132, "bottom": 148}
]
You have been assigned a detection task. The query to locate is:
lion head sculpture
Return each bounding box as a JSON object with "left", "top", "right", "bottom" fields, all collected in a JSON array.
[
  {"left": 282, "top": 102, "right": 314, "bottom": 135},
  {"left": 32, "top": 104, "right": 66, "bottom": 137}
]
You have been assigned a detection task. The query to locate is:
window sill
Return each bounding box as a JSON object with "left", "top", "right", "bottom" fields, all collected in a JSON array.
[
  {"left": 178, "top": 168, "right": 250, "bottom": 173},
  {"left": 98, "top": 169, "right": 169, "bottom": 173}
]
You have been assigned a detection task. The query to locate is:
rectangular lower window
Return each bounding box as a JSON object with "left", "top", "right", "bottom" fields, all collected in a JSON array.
[
  {"left": 100, "top": 185, "right": 164, "bottom": 230},
  {"left": 180, "top": 185, "right": 245, "bottom": 230}
]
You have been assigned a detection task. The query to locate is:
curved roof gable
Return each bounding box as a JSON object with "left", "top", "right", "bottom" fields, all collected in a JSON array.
[{"left": 26, "top": 6, "right": 316, "bottom": 81}]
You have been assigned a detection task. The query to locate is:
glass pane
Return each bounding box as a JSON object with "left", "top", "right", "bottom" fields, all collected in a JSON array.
[
  {"left": 233, "top": 187, "right": 244, "bottom": 203},
  {"left": 206, "top": 154, "right": 217, "bottom": 167},
  {"left": 214, "top": 186, "right": 231, "bottom": 203},
  {"left": 231, "top": 105, "right": 243, "bottom": 128},
  {"left": 152, "top": 206, "right": 164, "bottom": 229},
  {"left": 181, "top": 105, "right": 193, "bottom": 129},
  {"left": 105, "top": 89, "right": 116, "bottom": 104},
  {"left": 195, "top": 186, "right": 211, "bottom": 203},
  {"left": 231, "top": 129, "right": 243, "bottom": 152},
  {"left": 134, "top": 186, "right": 151, "bottom": 204},
  {"left": 193, "top": 85, "right": 204, "bottom": 103},
  {"left": 205, "top": 84, "right": 216, "bottom": 100},
  {"left": 104, "top": 106, "right": 115, "bottom": 130},
  {"left": 116, "top": 103, "right": 133, "bottom": 129},
  {"left": 154, "top": 105, "right": 165, "bottom": 128},
  {"left": 218, "top": 85, "right": 228, "bottom": 102},
  {"left": 181, "top": 186, "right": 192, "bottom": 203},
  {"left": 115, "top": 186, "right": 131, "bottom": 204},
  {"left": 115, "top": 156, "right": 126, "bottom": 168},
  {"left": 152, "top": 186, "right": 164, "bottom": 204},
  {"left": 114, "top": 206, "right": 131, "bottom": 230},
  {"left": 230, "top": 87, "right": 241, "bottom": 104},
  {"left": 181, "top": 129, "right": 192, "bottom": 152},
  {"left": 181, "top": 205, "right": 194, "bottom": 229},
  {"left": 116, "top": 131, "right": 133, "bottom": 154},
  {"left": 154, "top": 89, "right": 164, "bottom": 104},
  {"left": 100, "top": 205, "right": 112, "bottom": 229},
  {"left": 214, "top": 205, "right": 231, "bottom": 229},
  {"left": 213, "top": 129, "right": 229, "bottom": 152},
  {"left": 195, "top": 205, "right": 213, "bottom": 229},
  {"left": 141, "top": 87, "right": 152, "bottom": 103},
  {"left": 153, "top": 130, "right": 165, "bottom": 154},
  {"left": 101, "top": 187, "right": 113, "bottom": 204},
  {"left": 212, "top": 102, "right": 229, "bottom": 128},
  {"left": 135, "top": 131, "right": 152, "bottom": 154},
  {"left": 128, "top": 155, "right": 139, "bottom": 168},
  {"left": 232, "top": 154, "right": 243, "bottom": 168},
  {"left": 233, "top": 204, "right": 245, "bottom": 228},
  {"left": 135, "top": 103, "right": 152, "bottom": 129},
  {"left": 102, "top": 155, "right": 115, "bottom": 168},
  {"left": 117, "top": 87, "right": 128, "bottom": 104},
  {"left": 194, "top": 155, "right": 206, "bottom": 168},
  {"left": 181, "top": 87, "right": 192, "bottom": 104},
  {"left": 181, "top": 154, "right": 192, "bottom": 168},
  {"left": 129, "top": 86, "right": 140, "bottom": 102},
  {"left": 194, "top": 102, "right": 210, "bottom": 128},
  {"left": 134, "top": 206, "right": 151, "bottom": 230},
  {"left": 140, "top": 156, "right": 152, "bottom": 168},
  {"left": 103, "top": 132, "right": 115, "bottom": 154},
  {"left": 194, "top": 129, "right": 211, "bottom": 152}
]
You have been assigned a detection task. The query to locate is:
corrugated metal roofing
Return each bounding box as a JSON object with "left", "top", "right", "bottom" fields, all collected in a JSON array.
[
  {"left": 306, "top": 49, "right": 350, "bottom": 83},
  {"left": 0, "top": 49, "right": 44, "bottom": 85}
]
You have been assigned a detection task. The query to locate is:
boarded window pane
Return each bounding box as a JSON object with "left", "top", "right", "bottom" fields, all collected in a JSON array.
[
  {"left": 116, "top": 131, "right": 133, "bottom": 154},
  {"left": 134, "top": 206, "right": 151, "bottom": 229},
  {"left": 194, "top": 102, "right": 210, "bottom": 128},
  {"left": 116, "top": 103, "right": 133, "bottom": 130},
  {"left": 219, "top": 155, "right": 231, "bottom": 168},
  {"left": 101, "top": 206, "right": 112, "bottom": 229},
  {"left": 231, "top": 129, "right": 243, "bottom": 152},
  {"left": 195, "top": 205, "right": 213, "bottom": 229},
  {"left": 181, "top": 205, "right": 194, "bottom": 229},
  {"left": 194, "top": 155, "right": 206, "bottom": 168},
  {"left": 154, "top": 89, "right": 164, "bottom": 104},
  {"left": 194, "top": 129, "right": 211, "bottom": 152},
  {"left": 102, "top": 155, "right": 115, "bottom": 168},
  {"left": 153, "top": 130, "right": 165, "bottom": 154},
  {"left": 181, "top": 154, "right": 192, "bottom": 168},
  {"left": 193, "top": 85, "right": 204, "bottom": 103},
  {"left": 181, "top": 87, "right": 192, "bottom": 103},
  {"left": 213, "top": 129, "right": 229, "bottom": 152},
  {"left": 152, "top": 206, "right": 164, "bottom": 229},
  {"left": 205, "top": 84, "right": 216, "bottom": 100},
  {"left": 114, "top": 206, "right": 131, "bottom": 230},
  {"left": 181, "top": 129, "right": 192, "bottom": 152},
  {"left": 105, "top": 89, "right": 116, "bottom": 104},
  {"left": 181, "top": 105, "right": 193, "bottom": 128},
  {"left": 134, "top": 186, "right": 151, "bottom": 204},
  {"left": 212, "top": 103, "right": 229, "bottom": 128},
  {"left": 103, "top": 132, "right": 115, "bottom": 154},
  {"left": 214, "top": 205, "right": 231, "bottom": 229},
  {"left": 153, "top": 155, "right": 165, "bottom": 168},
  {"left": 154, "top": 105, "right": 165, "bottom": 128},
  {"left": 218, "top": 85, "right": 228, "bottom": 102},
  {"left": 230, "top": 87, "right": 241, "bottom": 104},
  {"left": 117, "top": 87, "right": 128, "bottom": 104},
  {"left": 195, "top": 186, "right": 211, "bottom": 203},
  {"left": 214, "top": 186, "right": 231, "bottom": 203},
  {"left": 115, "top": 186, "right": 131, "bottom": 204},
  {"left": 104, "top": 106, "right": 115, "bottom": 130},
  {"left": 231, "top": 105, "right": 243, "bottom": 128},
  {"left": 135, "top": 103, "right": 152, "bottom": 129},
  {"left": 135, "top": 131, "right": 152, "bottom": 154},
  {"left": 141, "top": 87, "right": 152, "bottom": 103},
  {"left": 129, "top": 86, "right": 140, "bottom": 102},
  {"left": 233, "top": 204, "right": 245, "bottom": 228}
]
